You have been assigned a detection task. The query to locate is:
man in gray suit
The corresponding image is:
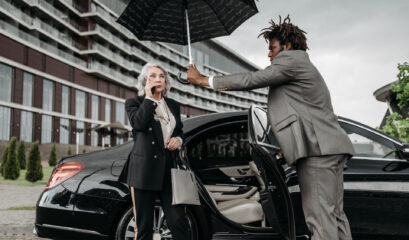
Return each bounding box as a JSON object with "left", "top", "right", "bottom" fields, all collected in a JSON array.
[{"left": 187, "top": 16, "right": 355, "bottom": 240}]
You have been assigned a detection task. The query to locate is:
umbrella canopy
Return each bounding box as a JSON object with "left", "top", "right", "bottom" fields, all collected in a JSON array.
[{"left": 117, "top": 0, "right": 258, "bottom": 46}]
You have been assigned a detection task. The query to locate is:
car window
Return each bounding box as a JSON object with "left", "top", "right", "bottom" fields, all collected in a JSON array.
[
  {"left": 251, "top": 107, "right": 279, "bottom": 148},
  {"left": 187, "top": 122, "right": 251, "bottom": 162},
  {"left": 340, "top": 122, "right": 399, "bottom": 159}
]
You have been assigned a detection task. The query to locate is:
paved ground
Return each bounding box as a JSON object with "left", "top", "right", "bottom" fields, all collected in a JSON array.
[{"left": 0, "top": 183, "right": 50, "bottom": 240}]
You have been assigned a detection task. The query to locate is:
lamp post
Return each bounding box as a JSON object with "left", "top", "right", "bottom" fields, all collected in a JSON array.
[{"left": 75, "top": 127, "right": 84, "bottom": 154}]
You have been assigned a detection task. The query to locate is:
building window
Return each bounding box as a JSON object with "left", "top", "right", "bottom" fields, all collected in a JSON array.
[
  {"left": 0, "top": 63, "right": 13, "bottom": 102},
  {"left": 116, "top": 101, "right": 125, "bottom": 145},
  {"left": 105, "top": 99, "right": 111, "bottom": 122},
  {"left": 20, "top": 111, "right": 33, "bottom": 142},
  {"left": 91, "top": 95, "right": 100, "bottom": 120},
  {"left": 22, "top": 73, "right": 33, "bottom": 107},
  {"left": 0, "top": 106, "right": 11, "bottom": 140},
  {"left": 41, "top": 115, "right": 53, "bottom": 143},
  {"left": 91, "top": 95, "right": 99, "bottom": 146},
  {"left": 61, "top": 85, "right": 70, "bottom": 115},
  {"left": 104, "top": 99, "right": 111, "bottom": 147},
  {"left": 116, "top": 101, "right": 125, "bottom": 124},
  {"left": 76, "top": 121, "right": 85, "bottom": 145},
  {"left": 60, "top": 118, "right": 70, "bottom": 144},
  {"left": 75, "top": 90, "right": 86, "bottom": 118},
  {"left": 43, "top": 79, "right": 54, "bottom": 111}
]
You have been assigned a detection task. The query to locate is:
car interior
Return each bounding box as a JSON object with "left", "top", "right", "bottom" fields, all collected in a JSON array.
[{"left": 185, "top": 121, "right": 272, "bottom": 228}]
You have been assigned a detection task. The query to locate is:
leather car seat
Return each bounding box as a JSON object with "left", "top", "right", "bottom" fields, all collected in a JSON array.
[{"left": 204, "top": 184, "right": 264, "bottom": 224}]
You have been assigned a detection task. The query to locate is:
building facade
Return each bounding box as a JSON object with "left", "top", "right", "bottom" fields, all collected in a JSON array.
[{"left": 0, "top": 0, "right": 267, "bottom": 147}]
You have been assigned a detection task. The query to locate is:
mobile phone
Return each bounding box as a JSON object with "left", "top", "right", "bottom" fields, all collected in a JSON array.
[{"left": 151, "top": 86, "right": 155, "bottom": 94}]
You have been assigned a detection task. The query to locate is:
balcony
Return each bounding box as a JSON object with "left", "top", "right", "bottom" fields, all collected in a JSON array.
[
  {"left": 0, "top": 19, "right": 87, "bottom": 68},
  {"left": 89, "top": 60, "right": 135, "bottom": 85},
  {"left": 0, "top": 0, "right": 32, "bottom": 25}
]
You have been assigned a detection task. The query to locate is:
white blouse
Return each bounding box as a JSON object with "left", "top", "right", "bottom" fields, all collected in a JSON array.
[{"left": 146, "top": 97, "right": 182, "bottom": 148}]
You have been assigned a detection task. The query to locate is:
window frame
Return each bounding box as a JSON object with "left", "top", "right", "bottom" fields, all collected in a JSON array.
[
  {"left": 186, "top": 120, "right": 251, "bottom": 165},
  {"left": 339, "top": 121, "right": 401, "bottom": 161}
]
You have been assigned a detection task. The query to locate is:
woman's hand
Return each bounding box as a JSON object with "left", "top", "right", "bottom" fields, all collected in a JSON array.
[
  {"left": 145, "top": 78, "right": 155, "bottom": 98},
  {"left": 166, "top": 137, "right": 182, "bottom": 151}
]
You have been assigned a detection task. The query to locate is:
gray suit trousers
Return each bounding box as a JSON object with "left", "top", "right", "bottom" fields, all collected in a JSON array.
[{"left": 296, "top": 154, "right": 352, "bottom": 240}]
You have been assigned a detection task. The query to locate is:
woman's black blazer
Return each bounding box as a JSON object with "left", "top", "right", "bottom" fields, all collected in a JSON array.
[{"left": 118, "top": 96, "right": 183, "bottom": 191}]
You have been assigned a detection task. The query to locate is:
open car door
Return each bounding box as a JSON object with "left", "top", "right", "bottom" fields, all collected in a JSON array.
[{"left": 248, "top": 105, "right": 296, "bottom": 240}]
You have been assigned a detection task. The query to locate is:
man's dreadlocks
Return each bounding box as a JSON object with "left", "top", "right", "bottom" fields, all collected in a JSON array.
[{"left": 259, "top": 15, "right": 308, "bottom": 51}]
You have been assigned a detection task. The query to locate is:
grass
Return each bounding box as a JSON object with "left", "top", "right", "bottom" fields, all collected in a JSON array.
[
  {"left": 4, "top": 206, "right": 36, "bottom": 211},
  {"left": 0, "top": 166, "right": 54, "bottom": 186}
]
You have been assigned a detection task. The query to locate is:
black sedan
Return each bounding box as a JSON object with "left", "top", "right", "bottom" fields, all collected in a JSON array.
[{"left": 35, "top": 105, "right": 409, "bottom": 240}]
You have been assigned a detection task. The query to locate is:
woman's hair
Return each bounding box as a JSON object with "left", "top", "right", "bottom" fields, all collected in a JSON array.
[
  {"left": 136, "top": 62, "right": 172, "bottom": 96},
  {"left": 258, "top": 15, "right": 308, "bottom": 51}
]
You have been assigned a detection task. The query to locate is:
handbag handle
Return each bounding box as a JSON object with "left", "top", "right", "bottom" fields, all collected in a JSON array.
[{"left": 175, "top": 146, "right": 190, "bottom": 170}]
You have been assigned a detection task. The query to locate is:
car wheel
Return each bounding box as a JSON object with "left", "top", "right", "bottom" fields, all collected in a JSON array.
[{"left": 115, "top": 204, "right": 199, "bottom": 240}]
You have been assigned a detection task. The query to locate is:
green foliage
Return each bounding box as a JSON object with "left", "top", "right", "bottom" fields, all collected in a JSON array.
[
  {"left": 0, "top": 145, "right": 10, "bottom": 177},
  {"left": 49, "top": 143, "right": 57, "bottom": 166},
  {"left": 82, "top": 148, "right": 86, "bottom": 153},
  {"left": 391, "top": 62, "right": 409, "bottom": 109},
  {"left": 17, "top": 141, "right": 26, "bottom": 170},
  {"left": 67, "top": 147, "right": 72, "bottom": 155},
  {"left": 0, "top": 145, "right": 9, "bottom": 176},
  {"left": 379, "top": 63, "right": 409, "bottom": 143},
  {"left": 378, "top": 113, "right": 409, "bottom": 143},
  {"left": 26, "top": 141, "right": 43, "bottom": 182},
  {"left": 4, "top": 137, "right": 20, "bottom": 180}
]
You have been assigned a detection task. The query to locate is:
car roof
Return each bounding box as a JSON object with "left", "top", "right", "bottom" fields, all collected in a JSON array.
[
  {"left": 182, "top": 111, "right": 402, "bottom": 146},
  {"left": 182, "top": 111, "right": 247, "bottom": 133}
]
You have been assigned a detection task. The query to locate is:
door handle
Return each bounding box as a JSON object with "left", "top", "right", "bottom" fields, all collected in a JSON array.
[{"left": 237, "top": 168, "right": 250, "bottom": 175}]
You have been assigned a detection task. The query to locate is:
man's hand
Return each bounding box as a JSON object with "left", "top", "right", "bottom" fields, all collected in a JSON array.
[{"left": 186, "top": 63, "right": 209, "bottom": 87}]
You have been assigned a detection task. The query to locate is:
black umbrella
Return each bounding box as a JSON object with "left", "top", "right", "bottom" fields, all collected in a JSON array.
[{"left": 117, "top": 0, "right": 258, "bottom": 70}]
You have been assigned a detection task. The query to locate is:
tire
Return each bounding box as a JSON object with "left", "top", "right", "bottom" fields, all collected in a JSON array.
[{"left": 115, "top": 203, "right": 200, "bottom": 240}]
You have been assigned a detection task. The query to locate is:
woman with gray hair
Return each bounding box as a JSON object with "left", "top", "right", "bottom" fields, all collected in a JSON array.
[{"left": 119, "top": 62, "right": 189, "bottom": 240}]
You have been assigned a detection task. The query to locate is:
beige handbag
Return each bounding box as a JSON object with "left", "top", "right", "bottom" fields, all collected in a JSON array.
[{"left": 171, "top": 166, "right": 200, "bottom": 205}]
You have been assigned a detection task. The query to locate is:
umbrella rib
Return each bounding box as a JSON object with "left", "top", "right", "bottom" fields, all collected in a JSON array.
[{"left": 200, "top": 0, "right": 230, "bottom": 34}]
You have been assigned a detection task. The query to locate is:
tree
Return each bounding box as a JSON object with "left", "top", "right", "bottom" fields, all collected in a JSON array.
[
  {"left": 67, "top": 147, "right": 72, "bottom": 155},
  {"left": 49, "top": 143, "right": 57, "bottom": 166},
  {"left": 379, "top": 113, "right": 409, "bottom": 142},
  {"left": 379, "top": 62, "right": 409, "bottom": 142},
  {"left": 0, "top": 145, "right": 9, "bottom": 177},
  {"left": 391, "top": 62, "right": 409, "bottom": 109},
  {"left": 4, "top": 137, "right": 20, "bottom": 180},
  {"left": 26, "top": 141, "right": 43, "bottom": 182},
  {"left": 17, "top": 141, "right": 26, "bottom": 170}
]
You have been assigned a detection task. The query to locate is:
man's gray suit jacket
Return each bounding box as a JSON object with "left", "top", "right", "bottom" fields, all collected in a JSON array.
[{"left": 213, "top": 50, "right": 355, "bottom": 166}]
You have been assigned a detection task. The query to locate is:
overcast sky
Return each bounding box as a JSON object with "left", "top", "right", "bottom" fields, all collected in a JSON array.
[{"left": 215, "top": 0, "right": 409, "bottom": 127}]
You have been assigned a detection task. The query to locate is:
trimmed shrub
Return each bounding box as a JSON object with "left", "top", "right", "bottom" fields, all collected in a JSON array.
[
  {"left": 67, "top": 147, "right": 72, "bottom": 155},
  {"left": 49, "top": 143, "right": 57, "bottom": 166},
  {"left": 26, "top": 141, "right": 43, "bottom": 182},
  {"left": 17, "top": 141, "right": 26, "bottom": 170},
  {"left": 82, "top": 148, "right": 86, "bottom": 153},
  {"left": 0, "top": 145, "right": 10, "bottom": 177},
  {"left": 4, "top": 137, "right": 20, "bottom": 180}
]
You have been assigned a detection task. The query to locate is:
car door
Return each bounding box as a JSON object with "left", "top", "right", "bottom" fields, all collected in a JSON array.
[
  {"left": 248, "top": 105, "right": 296, "bottom": 240},
  {"left": 339, "top": 120, "right": 409, "bottom": 236}
]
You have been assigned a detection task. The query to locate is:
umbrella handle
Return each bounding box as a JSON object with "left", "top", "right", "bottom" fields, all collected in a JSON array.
[
  {"left": 176, "top": 68, "right": 208, "bottom": 85},
  {"left": 176, "top": 71, "right": 190, "bottom": 85}
]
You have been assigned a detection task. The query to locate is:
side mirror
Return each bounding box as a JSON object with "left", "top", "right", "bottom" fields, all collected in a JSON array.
[{"left": 400, "top": 143, "right": 409, "bottom": 159}]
